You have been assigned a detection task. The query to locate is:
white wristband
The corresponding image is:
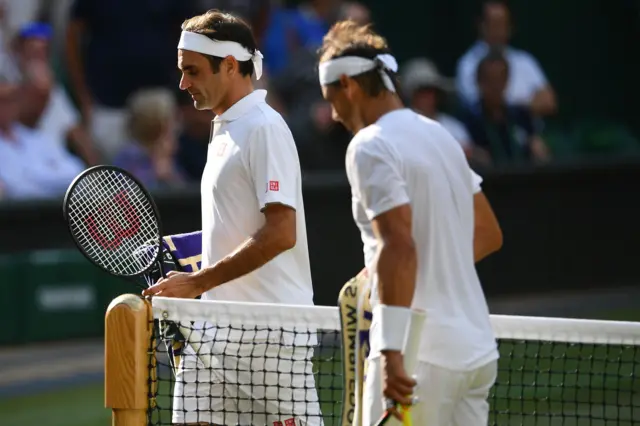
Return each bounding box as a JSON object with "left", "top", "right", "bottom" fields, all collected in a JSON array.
[{"left": 373, "top": 304, "right": 412, "bottom": 352}]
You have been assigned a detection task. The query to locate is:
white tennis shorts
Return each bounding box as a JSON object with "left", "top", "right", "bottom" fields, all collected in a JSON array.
[
  {"left": 172, "top": 339, "right": 324, "bottom": 426},
  {"left": 363, "top": 358, "right": 497, "bottom": 426}
]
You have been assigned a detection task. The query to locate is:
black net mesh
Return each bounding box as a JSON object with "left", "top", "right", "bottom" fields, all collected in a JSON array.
[
  {"left": 144, "top": 313, "right": 640, "bottom": 426},
  {"left": 148, "top": 320, "right": 342, "bottom": 426},
  {"left": 490, "top": 340, "right": 640, "bottom": 425}
]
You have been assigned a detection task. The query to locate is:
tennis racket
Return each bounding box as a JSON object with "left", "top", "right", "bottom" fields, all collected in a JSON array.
[
  {"left": 63, "top": 165, "right": 213, "bottom": 371},
  {"left": 373, "top": 309, "right": 426, "bottom": 426},
  {"left": 338, "top": 269, "right": 372, "bottom": 426}
]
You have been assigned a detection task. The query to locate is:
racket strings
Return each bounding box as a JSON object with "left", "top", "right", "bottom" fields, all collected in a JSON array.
[{"left": 67, "top": 168, "right": 161, "bottom": 276}]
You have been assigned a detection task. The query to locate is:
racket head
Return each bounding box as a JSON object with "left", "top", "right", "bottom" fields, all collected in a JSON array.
[{"left": 63, "top": 165, "right": 165, "bottom": 278}]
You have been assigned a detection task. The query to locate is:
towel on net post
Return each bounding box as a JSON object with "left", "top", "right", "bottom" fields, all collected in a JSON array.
[{"left": 154, "top": 231, "right": 203, "bottom": 368}]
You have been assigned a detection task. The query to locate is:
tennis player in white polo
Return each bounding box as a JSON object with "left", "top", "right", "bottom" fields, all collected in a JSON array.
[
  {"left": 143, "top": 10, "right": 321, "bottom": 426},
  {"left": 317, "top": 21, "right": 504, "bottom": 425}
]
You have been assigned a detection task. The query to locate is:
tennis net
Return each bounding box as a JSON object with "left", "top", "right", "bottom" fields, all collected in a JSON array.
[{"left": 105, "top": 295, "right": 640, "bottom": 426}]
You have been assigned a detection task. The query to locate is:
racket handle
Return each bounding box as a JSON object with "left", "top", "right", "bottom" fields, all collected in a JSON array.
[
  {"left": 373, "top": 411, "right": 402, "bottom": 426},
  {"left": 157, "top": 258, "right": 167, "bottom": 279},
  {"left": 374, "top": 403, "right": 414, "bottom": 426}
]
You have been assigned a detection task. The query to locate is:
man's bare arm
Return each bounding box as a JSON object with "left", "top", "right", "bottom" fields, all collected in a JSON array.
[
  {"left": 67, "top": 126, "right": 99, "bottom": 165},
  {"left": 371, "top": 204, "right": 417, "bottom": 308},
  {"left": 195, "top": 203, "right": 296, "bottom": 292},
  {"left": 530, "top": 86, "right": 557, "bottom": 117},
  {"left": 530, "top": 135, "right": 551, "bottom": 163},
  {"left": 474, "top": 192, "right": 503, "bottom": 263}
]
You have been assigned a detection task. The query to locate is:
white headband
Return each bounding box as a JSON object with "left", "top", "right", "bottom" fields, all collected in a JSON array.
[
  {"left": 178, "top": 31, "right": 263, "bottom": 80},
  {"left": 318, "top": 53, "right": 399, "bottom": 92}
]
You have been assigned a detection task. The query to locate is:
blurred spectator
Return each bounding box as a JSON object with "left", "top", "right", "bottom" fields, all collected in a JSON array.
[
  {"left": 459, "top": 50, "right": 550, "bottom": 166},
  {"left": 12, "top": 22, "right": 98, "bottom": 165},
  {"left": 113, "top": 88, "right": 186, "bottom": 190},
  {"left": 196, "top": 0, "right": 273, "bottom": 45},
  {"left": 0, "top": 0, "right": 45, "bottom": 51},
  {"left": 175, "top": 89, "right": 213, "bottom": 181},
  {"left": 400, "top": 58, "right": 473, "bottom": 157},
  {"left": 65, "top": 0, "right": 198, "bottom": 161},
  {"left": 338, "top": 1, "right": 371, "bottom": 25},
  {"left": 456, "top": 0, "right": 557, "bottom": 117},
  {"left": 39, "top": 0, "right": 74, "bottom": 65},
  {"left": 0, "top": 71, "right": 84, "bottom": 200},
  {"left": 11, "top": 22, "right": 49, "bottom": 63},
  {"left": 265, "top": 0, "right": 352, "bottom": 169},
  {"left": 262, "top": 0, "right": 340, "bottom": 77}
]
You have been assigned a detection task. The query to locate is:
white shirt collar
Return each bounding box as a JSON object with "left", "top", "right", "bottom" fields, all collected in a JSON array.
[{"left": 214, "top": 89, "right": 267, "bottom": 123}]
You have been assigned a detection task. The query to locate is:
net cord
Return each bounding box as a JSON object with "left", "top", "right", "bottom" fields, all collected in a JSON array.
[
  {"left": 152, "top": 296, "right": 341, "bottom": 331},
  {"left": 151, "top": 297, "right": 640, "bottom": 345}
]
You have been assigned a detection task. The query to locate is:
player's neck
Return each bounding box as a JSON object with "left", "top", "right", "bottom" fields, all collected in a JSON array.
[
  {"left": 213, "top": 79, "right": 254, "bottom": 116},
  {"left": 0, "top": 123, "right": 16, "bottom": 141},
  {"left": 361, "top": 93, "right": 404, "bottom": 127}
]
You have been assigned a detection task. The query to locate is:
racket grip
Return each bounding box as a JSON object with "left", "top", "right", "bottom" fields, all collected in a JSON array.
[
  {"left": 373, "top": 412, "right": 395, "bottom": 426},
  {"left": 374, "top": 410, "right": 401, "bottom": 426},
  {"left": 374, "top": 401, "right": 412, "bottom": 426}
]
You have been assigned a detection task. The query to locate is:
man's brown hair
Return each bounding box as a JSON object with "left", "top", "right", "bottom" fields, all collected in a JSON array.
[
  {"left": 318, "top": 20, "right": 397, "bottom": 97},
  {"left": 181, "top": 9, "right": 257, "bottom": 77}
]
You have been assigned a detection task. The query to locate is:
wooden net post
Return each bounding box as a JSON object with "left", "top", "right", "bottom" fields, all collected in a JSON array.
[{"left": 105, "top": 294, "right": 154, "bottom": 426}]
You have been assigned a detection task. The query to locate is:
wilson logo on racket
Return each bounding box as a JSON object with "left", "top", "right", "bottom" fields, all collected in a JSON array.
[{"left": 85, "top": 190, "right": 141, "bottom": 249}]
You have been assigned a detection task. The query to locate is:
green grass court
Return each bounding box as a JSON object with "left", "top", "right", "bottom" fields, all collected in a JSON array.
[
  {"left": 0, "top": 383, "right": 110, "bottom": 426},
  {"left": 2, "top": 309, "right": 639, "bottom": 426}
]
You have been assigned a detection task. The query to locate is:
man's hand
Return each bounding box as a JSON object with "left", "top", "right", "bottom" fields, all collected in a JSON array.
[
  {"left": 530, "top": 136, "right": 551, "bottom": 163},
  {"left": 142, "top": 270, "right": 206, "bottom": 299},
  {"left": 381, "top": 350, "right": 416, "bottom": 419}
]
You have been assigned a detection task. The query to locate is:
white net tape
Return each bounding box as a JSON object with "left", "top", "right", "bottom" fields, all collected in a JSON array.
[{"left": 151, "top": 297, "right": 640, "bottom": 346}]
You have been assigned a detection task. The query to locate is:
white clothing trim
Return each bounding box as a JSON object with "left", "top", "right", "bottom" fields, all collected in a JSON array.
[
  {"left": 178, "top": 31, "right": 263, "bottom": 80},
  {"left": 319, "top": 53, "right": 398, "bottom": 92}
]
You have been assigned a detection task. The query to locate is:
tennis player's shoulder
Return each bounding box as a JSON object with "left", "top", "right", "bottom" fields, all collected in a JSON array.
[
  {"left": 414, "top": 111, "right": 447, "bottom": 132},
  {"left": 252, "top": 101, "right": 286, "bottom": 126},
  {"left": 346, "top": 124, "right": 387, "bottom": 166},
  {"left": 250, "top": 102, "right": 295, "bottom": 140},
  {"left": 351, "top": 123, "right": 384, "bottom": 148}
]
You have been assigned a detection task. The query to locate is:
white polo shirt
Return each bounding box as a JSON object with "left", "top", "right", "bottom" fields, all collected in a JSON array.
[
  {"left": 346, "top": 108, "right": 498, "bottom": 371},
  {"left": 200, "top": 89, "right": 313, "bottom": 307}
]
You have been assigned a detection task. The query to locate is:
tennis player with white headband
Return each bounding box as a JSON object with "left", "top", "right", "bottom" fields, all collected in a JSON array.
[
  {"left": 143, "top": 9, "right": 321, "bottom": 426},
  {"left": 318, "top": 21, "right": 503, "bottom": 425}
]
